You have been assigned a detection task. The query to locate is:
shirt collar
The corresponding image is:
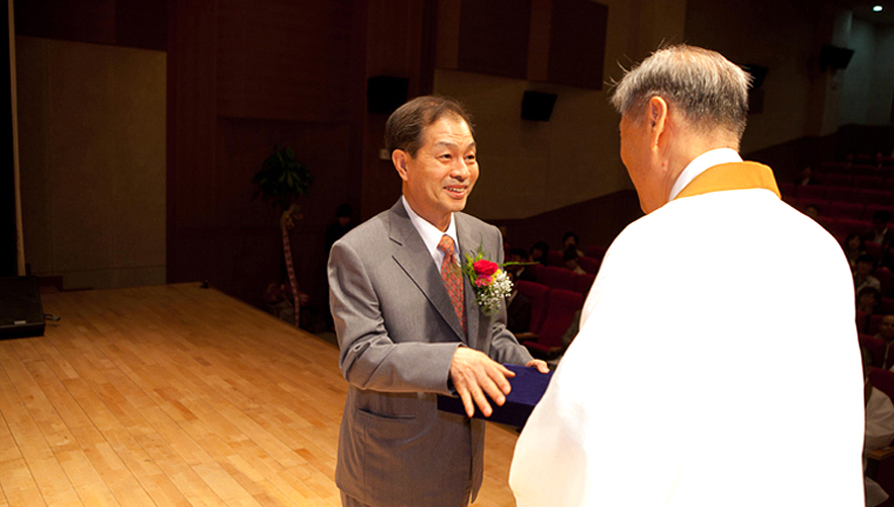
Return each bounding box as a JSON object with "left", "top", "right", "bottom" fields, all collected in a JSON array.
[
  {"left": 401, "top": 195, "right": 459, "bottom": 266},
  {"left": 669, "top": 148, "right": 742, "bottom": 201}
]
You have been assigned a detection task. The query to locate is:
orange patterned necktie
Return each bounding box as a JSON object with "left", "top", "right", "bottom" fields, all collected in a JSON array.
[{"left": 438, "top": 235, "right": 466, "bottom": 333}]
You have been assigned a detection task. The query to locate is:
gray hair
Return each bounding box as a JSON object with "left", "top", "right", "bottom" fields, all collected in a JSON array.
[
  {"left": 385, "top": 95, "right": 475, "bottom": 157},
  {"left": 611, "top": 45, "right": 752, "bottom": 141}
]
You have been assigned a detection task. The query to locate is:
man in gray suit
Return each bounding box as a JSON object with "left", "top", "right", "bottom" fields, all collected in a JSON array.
[{"left": 328, "top": 95, "right": 548, "bottom": 507}]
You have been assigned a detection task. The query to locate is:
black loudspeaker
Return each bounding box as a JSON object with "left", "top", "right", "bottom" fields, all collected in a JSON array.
[
  {"left": 521, "top": 91, "right": 558, "bottom": 121},
  {"left": 819, "top": 45, "right": 855, "bottom": 71},
  {"left": 0, "top": 276, "right": 45, "bottom": 339},
  {"left": 367, "top": 76, "right": 409, "bottom": 115}
]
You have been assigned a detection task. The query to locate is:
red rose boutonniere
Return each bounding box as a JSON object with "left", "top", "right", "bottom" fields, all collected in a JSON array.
[{"left": 462, "top": 245, "right": 514, "bottom": 316}]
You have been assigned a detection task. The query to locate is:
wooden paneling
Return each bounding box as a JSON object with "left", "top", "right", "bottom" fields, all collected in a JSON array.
[
  {"left": 527, "top": 0, "right": 552, "bottom": 82},
  {"left": 167, "top": 0, "right": 367, "bottom": 313},
  {"left": 215, "top": 1, "right": 354, "bottom": 122},
  {"left": 435, "top": 0, "right": 460, "bottom": 70},
  {"left": 435, "top": 0, "right": 608, "bottom": 89},
  {"left": 16, "top": 36, "right": 166, "bottom": 289},
  {"left": 14, "top": 0, "right": 165, "bottom": 50},
  {"left": 458, "top": 0, "right": 531, "bottom": 79},
  {"left": 492, "top": 189, "right": 642, "bottom": 252},
  {"left": 360, "top": 0, "right": 437, "bottom": 220},
  {"left": 547, "top": 0, "right": 607, "bottom": 89}
]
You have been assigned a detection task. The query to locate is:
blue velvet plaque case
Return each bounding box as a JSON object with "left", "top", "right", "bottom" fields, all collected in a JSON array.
[{"left": 437, "top": 364, "right": 553, "bottom": 428}]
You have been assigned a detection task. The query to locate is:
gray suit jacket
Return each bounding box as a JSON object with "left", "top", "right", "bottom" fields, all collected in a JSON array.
[{"left": 328, "top": 199, "right": 534, "bottom": 507}]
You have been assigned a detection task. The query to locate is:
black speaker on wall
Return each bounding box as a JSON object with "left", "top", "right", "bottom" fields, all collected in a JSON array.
[
  {"left": 367, "top": 76, "right": 409, "bottom": 115},
  {"left": 0, "top": 276, "right": 45, "bottom": 339},
  {"left": 819, "top": 44, "right": 855, "bottom": 71},
  {"left": 521, "top": 91, "right": 557, "bottom": 121}
]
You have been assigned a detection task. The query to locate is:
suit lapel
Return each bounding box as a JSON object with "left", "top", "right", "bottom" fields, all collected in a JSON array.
[
  {"left": 456, "top": 214, "right": 482, "bottom": 349},
  {"left": 388, "top": 201, "right": 467, "bottom": 342}
]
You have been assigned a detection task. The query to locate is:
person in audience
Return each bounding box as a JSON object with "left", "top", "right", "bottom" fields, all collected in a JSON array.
[
  {"left": 856, "top": 254, "right": 882, "bottom": 295},
  {"left": 880, "top": 243, "right": 894, "bottom": 273},
  {"left": 795, "top": 166, "right": 819, "bottom": 186},
  {"left": 325, "top": 203, "right": 355, "bottom": 252},
  {"left": 506, "top": 247, "right": 536, "bottom": 282},
  {"left": 864, "top": 211, "right": 894, "bottom": 248},
  {"left": 844, "top": 233, "right": 867, "bottom": 269},
  {"left": 510, "top": 44, "right": 864, "bottom": 506},
  {"left": 862, "top": 345, "right": 894, "bottom": 507},
  {"left": 563, "top": 246, "right": 586, "bottom": 275},
  {"left": 804, "top": 204, "right": 821, "bottom": 221},
  {"left": 562, "top": 231, "right": 585, "bottom": 257},
  {"left": 530, "top": 241, "right": 550, "bottom": 266},
  {"left": 874, "top": 315, "right": 894, "bottom": 369},
  {"left": 506, "top": 270, "right": 532, "bottom": 334},
  {"left": 859, "top": 287, "right": 882, "bottom": 315}
]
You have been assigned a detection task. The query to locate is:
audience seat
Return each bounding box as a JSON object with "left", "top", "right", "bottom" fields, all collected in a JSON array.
[
  {"left": 866, "top": 242, "right": 883, "bottom": 261},
  {"left": 796, "top": 185, "right": 826, "bottom": 200},
  {"left": 862, "top": 189, "right": 893, "bottom": 206},
  {"left": 574, "top": 273, "right": 596, "bottom": 297},
  {"left": 797, "top": 198, "right": 828, "bottom": 212},
  {"left": 854, "top": 164, "right": 881, "bottom": 176},
  {"left": 865, "top": 205, "right": 894, "bottom": 221},
  {"left": 522, "top": 289, "right": 582, "bottom": 359},
  {"left": 515, "top": 281, "right": 550, "bottom": 335},
  {"left": 866, "top": 367, "right": 894, "bottom": 506},
  {"left": 854, "top": 175, "right": 885, "bottom": 189},
  {"left": 879, "top": 269, "right": 893, "bottom": 298},
  {"left": 870, "top": 314, "right": 885, "bottom": 336},
  {"left": 822, "top": 173, "right": 852, "bottom": 187},
  {"left": 815, "top": 216, "right": 836, "bottom": 232},
  {"left": 777, "top": 182, "right": 796, "bottom": 199},
  {"left": 826, "top": 186, "right": 862, "bottom": 203},
  {"left": 859, "top": 311, "right": 872, "bottom": 334},
  {"left": 862, "top": 334, "right": 886, "bottom": 368},
  {"left": 828, "top": 202, "right": 864, "bottom": 220},
  {"left": 547, "top": 249, "right": 563, "bottom": 267},
  {"left": 577, "top": 256, "right": 601, "bottom": 275},
  {"left": 583, "top": 245, "right": 608, "bottom": 260},
  {"left": 835, "top": 218, "right": 871, "bottom": 238},
  {"left": 537, "top": 266, "right": 578, "bottom": 292}
]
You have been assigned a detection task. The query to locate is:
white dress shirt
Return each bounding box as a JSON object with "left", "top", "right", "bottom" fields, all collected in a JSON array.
[{"left": 401, "top": 195, "right": 459, "bottom": 272}]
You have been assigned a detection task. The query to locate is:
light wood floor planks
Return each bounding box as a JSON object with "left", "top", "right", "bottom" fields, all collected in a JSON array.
[{"left": 0, "top": 284, "right": 520, "bottom": 506}]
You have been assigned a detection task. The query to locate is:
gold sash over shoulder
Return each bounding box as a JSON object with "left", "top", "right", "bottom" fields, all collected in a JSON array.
[{"left": 674, "top": 161, "right": 781, "bottom": 200}]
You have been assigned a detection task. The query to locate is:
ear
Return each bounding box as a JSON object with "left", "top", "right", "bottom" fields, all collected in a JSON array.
[
  {"left": 392, "top": 150, "right": 410, "bottom": 182},
  {"left": 647, "top": 96, "right": 669, "bottom": 149}
]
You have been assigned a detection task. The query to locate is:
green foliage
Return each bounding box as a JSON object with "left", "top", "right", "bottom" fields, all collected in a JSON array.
[{"left": 252, "top": 145, "right": 314, "bottom": 212}]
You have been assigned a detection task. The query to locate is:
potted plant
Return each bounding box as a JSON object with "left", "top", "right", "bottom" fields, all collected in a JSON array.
[{"left": 252, "top": 145, "right": 313, "bottom": 327}]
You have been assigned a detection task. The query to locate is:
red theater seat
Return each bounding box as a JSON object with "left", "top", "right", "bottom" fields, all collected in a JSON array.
[
  {"left": 537, "top": 266, "right": 578, "bottom": 292},
  {"left": 514, "top": 281, "right": 550, "bottom": 334},
  {"left": 523, "top": 289, "right": 582, "bottom": 359}
]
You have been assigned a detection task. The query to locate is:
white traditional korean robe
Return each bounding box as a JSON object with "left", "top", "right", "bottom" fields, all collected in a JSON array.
[{"left": 510, "top": 162, "right": 865, "bottom": 506}]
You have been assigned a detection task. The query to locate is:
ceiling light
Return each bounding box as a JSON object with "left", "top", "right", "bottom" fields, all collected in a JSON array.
[{"left": 873, "top": 5, "right": 883, "bottom": 12}]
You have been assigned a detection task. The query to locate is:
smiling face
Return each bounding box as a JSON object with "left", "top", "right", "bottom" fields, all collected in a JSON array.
[{"left": 394, "top": 116, "right": 479, "bottom": 231}]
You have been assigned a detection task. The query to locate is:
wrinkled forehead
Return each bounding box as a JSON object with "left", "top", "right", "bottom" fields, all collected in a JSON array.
[{"left": 420, "top": 116, "right": 476, "bottom": 145}]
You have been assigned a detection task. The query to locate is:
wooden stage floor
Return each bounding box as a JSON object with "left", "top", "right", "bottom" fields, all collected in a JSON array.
[{"left": 0, "top": 284, "right": 521, "bottom": 506}]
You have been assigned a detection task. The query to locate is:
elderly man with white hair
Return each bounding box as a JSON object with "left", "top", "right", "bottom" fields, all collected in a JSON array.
[{"left": 510, "top": 45, "right": 865, "bottom": 506}]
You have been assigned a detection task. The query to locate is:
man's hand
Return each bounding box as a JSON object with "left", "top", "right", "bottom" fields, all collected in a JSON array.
[
  {"left": 449, "top": 347, "right": 515, "bottom": 418},
  {"left": 526, "top": 359, "right": 550, "bottom": 373}
]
